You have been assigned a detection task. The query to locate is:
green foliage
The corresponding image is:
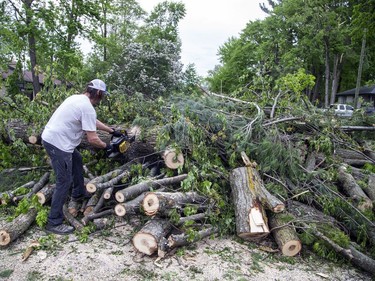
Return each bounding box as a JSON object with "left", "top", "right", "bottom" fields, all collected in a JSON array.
[
  {"left": 0, "top": 269, "right": 13, "bottom": 278},
  {"left": 36, "top": 207, "right": 49, "bottom": 228},
  {"left": 77, "top": 223, "right": 97, "bottom": 243},
  {"left": 363, "top": 163, "right": 375, "bottom": 173}
]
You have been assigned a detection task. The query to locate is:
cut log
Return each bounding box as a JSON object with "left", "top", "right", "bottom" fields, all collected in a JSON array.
[
  {"left": 114, "top": 193, "right": 146, "bottom": 217},
  {"left": 3, "top": 119, "right": 42, "bottom": 145},
  {"left": 230, "top": 156, "right": 284, "bottom": 241},
  {"left": 337, "top": 165, "right": 373, "bottom": 211},
  {"left": 142, "top": 191, "right": 208, "bottom": 217},
  {"left": 63, "top": 204, "right": 83, "bottom": 231},
  {"left": 114, "top": 187, "right": 167, "bottom": 217},
  {"left": 132, "top": 219, "right": 172, "bottom": 255},
  {"left": 83, "top": 193, "right": 101, "bottom": 216},
  {"left": 86, "top": 168, "right": 131, "bottom": 193},
  {"left": 103, "top": 186, "right": 115, "bottom": 200},
  {"left": 13, "top": 172, "right": 50, "bottom": 203},
  {"left": 81, "top": 209, "right": 114, "bottom": 226},
  {"left": 0, "top": 181, "right": 36, "bottom": 205},
  {"left": 366, "top": 174, "right": 375, "bottom": 201},
  {"left": 36, "top": 184, "right": 55, "bottom": 205},
  {"left": 67, "top": 199, "right": 81, "bottom": 217},
  {"left": 163, "top": 149, "right": 184, "bottom": 169},
  {"left": 115, "top": 174, "right": 187, "bottom": 203},
  {"left": 0, "top": 208, "right": 38, "bottom": 247},
  {"left": 268, "top": 213, "right": 302, "bottom": 257},
  {"left": 158, "top": 226, "right": 218, "bottom": 257}
]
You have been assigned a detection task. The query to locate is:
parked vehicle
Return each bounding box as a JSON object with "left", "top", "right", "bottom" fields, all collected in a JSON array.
[{"left": 329, "top": 104, "right": 354, "bottom": 117}]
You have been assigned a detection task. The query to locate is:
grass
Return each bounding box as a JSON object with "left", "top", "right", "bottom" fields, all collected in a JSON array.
[{"left": 0, "top": 269, "right": 13, "bottom": 278}]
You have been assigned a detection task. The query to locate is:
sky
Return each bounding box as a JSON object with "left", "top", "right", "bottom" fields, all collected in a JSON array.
[{"left": 137, "top": 0, "right": 267, "bottom": 76}]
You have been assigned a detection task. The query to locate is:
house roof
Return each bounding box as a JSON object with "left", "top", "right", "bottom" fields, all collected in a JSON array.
[
  {"left": 1, "top": 62, "right": 62, "bottom": 86},
  {"left": 337, "top": 85, "right": 375, "bottom": 96}
]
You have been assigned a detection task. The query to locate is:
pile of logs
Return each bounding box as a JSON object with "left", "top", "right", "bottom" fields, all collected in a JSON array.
[{"left": 1, "top": 119, "right": 375, "bottom": 276}]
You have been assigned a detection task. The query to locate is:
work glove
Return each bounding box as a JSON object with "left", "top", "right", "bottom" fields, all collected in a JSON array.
[
  {"left": 110, "top": 128, "right": 123, "bottom": 137},
  {"left": 105, "top": 143, "right": 115, "bottom": 156}
]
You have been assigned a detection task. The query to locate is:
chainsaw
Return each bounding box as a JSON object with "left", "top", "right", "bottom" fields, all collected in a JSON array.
[{"left": 108, "top": 131, "right": 135, "bottom": 158}]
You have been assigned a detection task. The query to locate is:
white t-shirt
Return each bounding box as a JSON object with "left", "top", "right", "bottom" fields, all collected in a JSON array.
[{"left": 41, "top": 94, "right": 97, "bottom": 153}]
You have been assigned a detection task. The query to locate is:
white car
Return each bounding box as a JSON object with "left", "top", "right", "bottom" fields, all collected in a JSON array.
[{"left": 329, "top": 104, "right": 354, "bottom": 117}]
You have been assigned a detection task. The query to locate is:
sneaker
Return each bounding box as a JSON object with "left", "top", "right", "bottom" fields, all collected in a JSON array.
[{"left": 45, "top": 224, "right": 75, "bottom": 235}]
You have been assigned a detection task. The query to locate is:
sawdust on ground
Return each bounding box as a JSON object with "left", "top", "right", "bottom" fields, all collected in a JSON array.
[{"left": 0, "top": 218, "right": 373, "bottom": 281}]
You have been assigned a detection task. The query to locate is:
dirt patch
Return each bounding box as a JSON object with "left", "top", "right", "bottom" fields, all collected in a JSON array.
[{"left": 0, "top": 218, "right": 372, "bottom": 281}]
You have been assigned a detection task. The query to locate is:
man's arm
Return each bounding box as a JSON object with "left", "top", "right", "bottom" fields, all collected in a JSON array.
[
  {"left": 86, "top": 131, "right": 107, "bottom": 148},
  {"left": 96, "top": 119, "right": 114, "bottom": 133}
]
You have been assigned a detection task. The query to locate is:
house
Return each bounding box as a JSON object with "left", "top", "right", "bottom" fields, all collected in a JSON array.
[
  {"left": 336, "top": 85, "right": 375, "bottom": 107},
  {"left": 1, "top": 61, "right": 63, "bottom": 99}
]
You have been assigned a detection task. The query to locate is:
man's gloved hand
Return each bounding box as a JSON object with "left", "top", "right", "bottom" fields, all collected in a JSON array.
[
  {"left": 105, "top": 143, "right": 115, "bottom": 156},
  {"left": 110, "top": 128, "right": 123, "bottom": 137}
]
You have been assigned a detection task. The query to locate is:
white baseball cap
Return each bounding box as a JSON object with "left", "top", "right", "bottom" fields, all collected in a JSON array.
[{"left": 89, "top": 79, "right": 109, "bottom": 95}]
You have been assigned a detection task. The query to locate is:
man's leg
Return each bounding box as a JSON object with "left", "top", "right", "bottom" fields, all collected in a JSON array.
[
  {"left": 70, "top": 149, "right": 89, "bottom": 200},
  {"left": 43, "top": 141, "right": 73, "bottom": 227}
]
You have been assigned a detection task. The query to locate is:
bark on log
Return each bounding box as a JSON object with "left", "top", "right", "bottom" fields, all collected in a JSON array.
[
  {"left": 0, "top": 181, "right": 35, "bottom": 205},
  {"left": 158, "top": 226, "right": 218, "bottom": 257},
  {"left": 13, "top": 172, "right": 50, "bottom": 203},
  {"left": 3, "top": 119, "right": 42, "bottom": 144},
  {"left": 142, "top": 191, "right": 208, "bottom": 217},
  {"left": 337, "top": 165, "right": 373, "bottom": 211},
  {"left": 36, "top": 184, "right": 55, "bottom": 205},
  {"left": 0, "top": 208, "right": 38, "bottom": 247},
  {"left": 132, "top": 219, "right": 172, "bottom": 255},
  {"left": 63, "top": 204, "right": 83, "bottom": 231},
  {"left": 86, "top": 168, "right": 131, "bottom": 193},
  {"left": 114, "top": 187, "right": 167, "bottom": 217},
  {"left": 81, "top": 209, "right": 114, "bottom": 226},
  {"left": 302, "top": 221, "right": 375, "bottom": 275},
  {"left": 67, "top": 199, "right": 81, "bottom": 217},
  {"left": 83, "top": 192, "right": 101, "bottom": 216},
  {"left": 367, "top": 174, "right": 375, "bottom": 201},
  {"left": 115, "top": 174, "right": 187, "bottom": 203},
  {"left": 103, "top": 186, "right": 115, "bottom": 200},
  {"left": 114, "top": 193, "right": 145, "bottom": 217},
  {"left": 268, "top": 213, "right": 302, "bottom": 257},
  {"left": 230, "top": 163, "right": 284, "bottom": 241}
]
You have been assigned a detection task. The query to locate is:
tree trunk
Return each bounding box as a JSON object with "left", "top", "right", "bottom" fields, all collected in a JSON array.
[
  {"left": 23, "top": 0, "right": 41, "bottom": 98},
  {"left": 354, "top": 29, "right": 367, "bottom": 109},
  {"left": 132, "top": 219, "right": 172, "bottom": 255},
  {"left": 230, "top": 166, "right": 270, "bottom": 241},
  {"left": 0, "top": 208, "right": 38, "bottom": 247},
  {"left": 337, "top": 165, "right": 373, "bottom": 211},
  {"left": 142, "top": 191, "right": 208, "bottom": 217},
  {"left": 268, "top": 213, "right": 302, "bottom": 257},
  {"left": 115, "top": 174, "right": 187, "bottom": 203}
]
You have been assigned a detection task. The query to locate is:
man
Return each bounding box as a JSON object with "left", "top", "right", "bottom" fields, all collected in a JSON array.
[{"left": 42, "top": 79, "right": 118, "bottom": 235}]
